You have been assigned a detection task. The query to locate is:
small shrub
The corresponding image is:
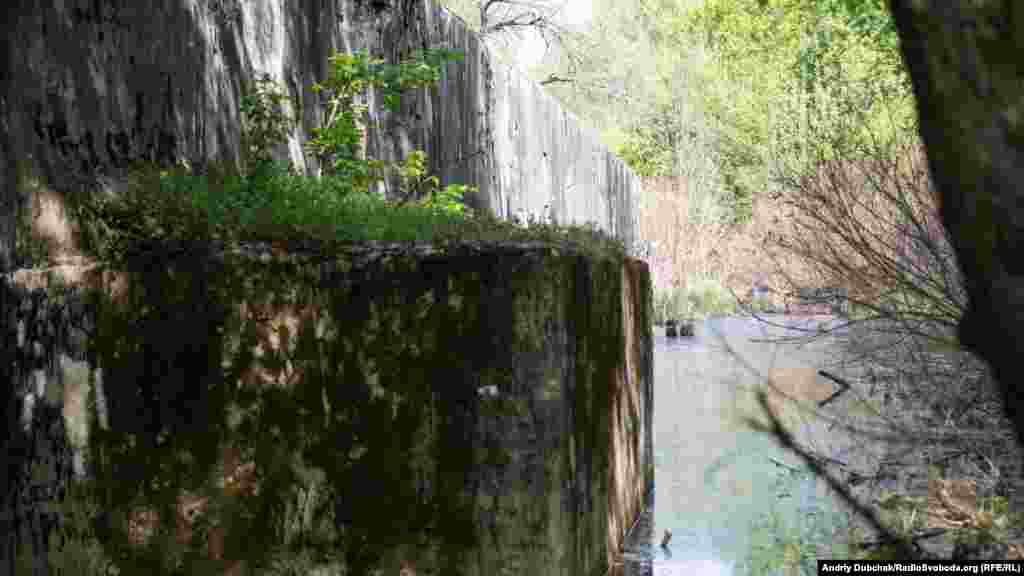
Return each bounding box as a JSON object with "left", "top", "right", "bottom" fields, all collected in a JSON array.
[
  {"left": 240, "top": 74, "right": 296, "bottom": 175},
  {"left": 653, "top": 287, "right": 689, "bottom": 324},
  {"left": 686, "top": 276, "right": 737, "bottom": 316},
  {"left": 750, "top": 294, "right": 775, "bottom": 313}
]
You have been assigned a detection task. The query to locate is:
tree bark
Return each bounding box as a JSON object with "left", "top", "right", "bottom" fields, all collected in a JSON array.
[{"left": 888, "top": 1, "right": 1024, "bottom": 450}]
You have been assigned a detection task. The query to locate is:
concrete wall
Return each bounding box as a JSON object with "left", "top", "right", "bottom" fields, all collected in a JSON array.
[
  {"left": 0, "top": 1, "right": 649, "bottom": 573},
  {"left": 1, "top": 244, "right": 652, "bottom": 576},
  {"left": 400, "top": 4, "right": 644, "bottom": 250},
  {"left": 0, "top": 0, "right": 643, "bottom": 269}
]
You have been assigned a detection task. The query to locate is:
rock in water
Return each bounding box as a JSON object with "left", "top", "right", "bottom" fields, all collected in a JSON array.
[{"left": 679, "top": 321, "right": 694, "bottom": 337}]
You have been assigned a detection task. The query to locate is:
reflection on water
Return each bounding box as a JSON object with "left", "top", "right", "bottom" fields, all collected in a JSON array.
[{"left": 614, "top": 315, "right": 862, "bottom": 576}]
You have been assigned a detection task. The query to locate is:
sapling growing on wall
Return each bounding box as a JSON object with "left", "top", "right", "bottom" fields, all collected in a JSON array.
[{"left": 241, "top": 48, "right": 476, "bottom": 214}]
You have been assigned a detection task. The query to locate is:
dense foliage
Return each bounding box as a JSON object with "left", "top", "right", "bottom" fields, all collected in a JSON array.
[
  {"left": 496, "top": 0, "right": 916, "bottom": 323},
  {"left": 540, "top": 0, "right": 912, "bottom": 221}
]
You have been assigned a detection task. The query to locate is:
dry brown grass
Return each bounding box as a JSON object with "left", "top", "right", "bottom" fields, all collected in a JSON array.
[
  {"left": 640, "top": 176, "right": 723, "bottom": 292},
  {"left": 766, "top": 141, "right": 959, "bottom": 324},
  {"left": 638, "top": 174, "right": 809, "bottom": 312}
]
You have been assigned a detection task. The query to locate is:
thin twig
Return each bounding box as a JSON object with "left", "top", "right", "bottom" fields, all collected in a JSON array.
[
  {"left": 857, "top": 528, "right": 947, "bottom": 550},
  {"left": 769, "top": 457, "right": 802, "bottom": 473}
]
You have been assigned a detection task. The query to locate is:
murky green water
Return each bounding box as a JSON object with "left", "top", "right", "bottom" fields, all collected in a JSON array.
[{"left": 614, "top": 314, "right": 874, "bottom": 576}]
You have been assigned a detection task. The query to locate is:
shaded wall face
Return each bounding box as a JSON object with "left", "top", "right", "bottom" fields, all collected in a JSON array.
[
  {"left": 605, "top": 259, "right": 653, "bottom": 562},
  {"left": 1, "top": 247, "right": 652, "bottom": 576},
  {"left": 447, "top": 252, "right": 653, "bottom": 576},
  {"left": 0, "top": 276, "right": 93, "bottom": 576}
]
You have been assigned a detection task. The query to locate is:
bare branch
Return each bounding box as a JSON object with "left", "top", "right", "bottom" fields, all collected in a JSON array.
[
  {"left": 746, "top": 389, "right": 922, "bottom": 559},
  {"left": 444, "top": 0, "right": 581, "bottom": 82},
  {"left": 538, "top": 74, "right": 574, "bottom": 86}
]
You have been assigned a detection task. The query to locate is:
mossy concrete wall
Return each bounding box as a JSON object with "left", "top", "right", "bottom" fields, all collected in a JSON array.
[
  {"left": 2, "top": 243, "right": 652, "bottom": 575},
  {"left": 0, "top": 0, "right": 650, "bottom": 572}
]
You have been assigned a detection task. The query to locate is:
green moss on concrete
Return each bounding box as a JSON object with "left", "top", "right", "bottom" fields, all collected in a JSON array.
[{"left": 71, "top": 236, "right": 645, "bottom": 576}]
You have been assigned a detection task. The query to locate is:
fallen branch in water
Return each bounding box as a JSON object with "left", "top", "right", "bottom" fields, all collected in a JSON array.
[
  {"left": 817, "top": 370, "right": 852, "bottom": 408},
  {"left": 769, "top": 457, "right": 802, "bottom": 473},
  {"left": 770, "top": 452, "right": 848, "bottom": 476},
  {"left": 811, "top": 453, "right": 849, "bottom": 468}
]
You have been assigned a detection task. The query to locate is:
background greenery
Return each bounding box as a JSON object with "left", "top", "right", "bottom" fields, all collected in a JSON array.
[{"left": 444, "top": 0, "right": 913, "bottom": 321}]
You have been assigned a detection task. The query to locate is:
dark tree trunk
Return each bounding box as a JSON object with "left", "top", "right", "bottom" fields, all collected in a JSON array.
[{"left": 888, "top": 2, "right": 1024, "bottom": 450}]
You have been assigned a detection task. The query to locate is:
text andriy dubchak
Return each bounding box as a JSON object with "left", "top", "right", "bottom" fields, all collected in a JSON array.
[{"left": 819, "top": 560, "right": 1023, "bottom": 574}]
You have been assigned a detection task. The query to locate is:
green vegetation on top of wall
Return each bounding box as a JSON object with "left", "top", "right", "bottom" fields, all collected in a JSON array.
[
  {"left": 64, "top": 48, "right": 626, "bottom": 268},
  {"left": 69, "top": 48, "right": 631, "bottom": 271},
  {"left": 74, "top": 161, "right": 630, "bottom": 265}
]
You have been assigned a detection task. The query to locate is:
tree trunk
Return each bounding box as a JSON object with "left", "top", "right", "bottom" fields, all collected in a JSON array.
[{"left": 888, "top": 2, "right": 1024, "bottom": 450}]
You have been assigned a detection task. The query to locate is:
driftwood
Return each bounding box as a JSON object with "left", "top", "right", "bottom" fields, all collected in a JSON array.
[{"left": 817, "top": 370, "right": 852, "bottom": 408}]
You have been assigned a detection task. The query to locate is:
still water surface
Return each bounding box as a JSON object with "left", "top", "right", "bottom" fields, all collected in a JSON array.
[{"left": 614, "top": 314, "right": 875, "bottom": 576}]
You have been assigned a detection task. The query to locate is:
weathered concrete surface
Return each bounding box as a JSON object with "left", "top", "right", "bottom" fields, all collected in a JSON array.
[
  {"left": 411, "top": 5, "right": 643, "bottom": 248},
  {"left": 2, "top": 243, "right": 652, "bottom": 575},
  {"left": 1, "top": 1, "right": 649, "bottom": 572},
  {"left": 1, "top": 0, "right": 643, "bottom": 267},
  {"left": 0, "top": 273, "right": 96, "bottom": 576},
  {"left": 1, "top": 0, "right": 388, "bottom": 206}
]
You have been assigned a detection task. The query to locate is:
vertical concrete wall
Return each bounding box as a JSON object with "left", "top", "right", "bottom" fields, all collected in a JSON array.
[
  {"left": 1, "top": 244, "right": 652, "bottom": 576},
  {"left": 1, "top": 0, "right": 642, "bottom": 263},
  {"left": 0, "top": 0, "right": 379, "bottom": 197},
  {"left": 375, "top": 2, "right": 644, "bottom": 252}
]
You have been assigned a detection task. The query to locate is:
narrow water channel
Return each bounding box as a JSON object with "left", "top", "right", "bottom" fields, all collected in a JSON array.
[{"left": 613, "top": 314, "right": 880, "bottom": 576}]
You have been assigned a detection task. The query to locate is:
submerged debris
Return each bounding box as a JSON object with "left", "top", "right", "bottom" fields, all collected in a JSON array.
[
  {"left": 665, "top": 319, "right": 694, "bottom": 338},
  {"left": 666, "top": 320, "right": 678, "bottom": 338}
]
